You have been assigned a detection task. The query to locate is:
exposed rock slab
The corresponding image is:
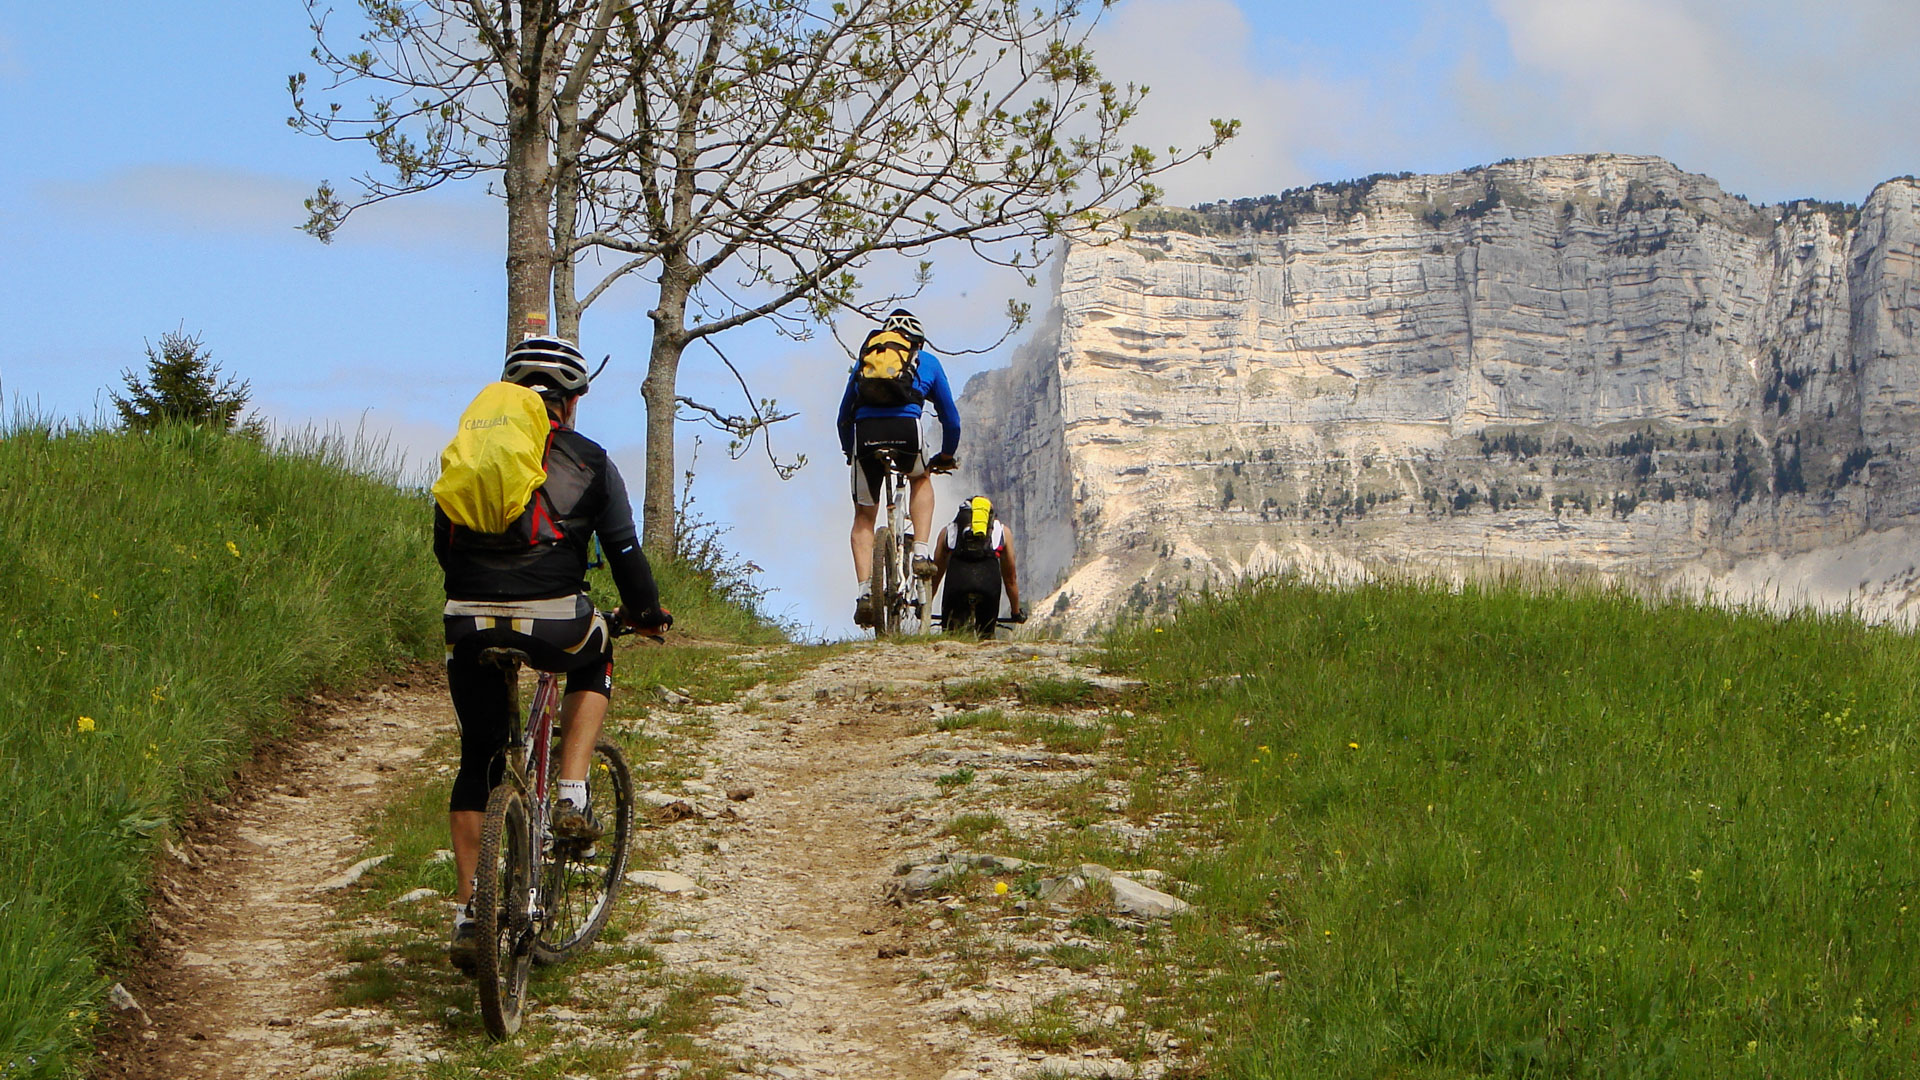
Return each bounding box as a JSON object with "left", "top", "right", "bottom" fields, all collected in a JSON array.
[{"left": 959, "top": 155, "right": 1920, "bottom": 627}]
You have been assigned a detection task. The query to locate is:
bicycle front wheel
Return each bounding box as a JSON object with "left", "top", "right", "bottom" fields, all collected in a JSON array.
[
  {"left": 473, "top": 781, "right": 534, "bottom": 1039},
  {"left": 870, "top": 525, "right": 896, "bottom": 635},
  {"left": 534, "top": 738, "right": 635, "bottom": 964}
]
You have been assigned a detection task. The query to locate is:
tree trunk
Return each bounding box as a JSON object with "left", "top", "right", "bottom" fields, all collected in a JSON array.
[
  {"left": 551, "top": 94, "right": 582, "bottom": 343},
  {"left": 640, "top": 261, "right": 695, "bottom": 552},
  {"left": 640, "top": 331, "right": 685, "bottom": 553},
  {"left": 502, "top": 14, "right": 554, "bottom": 349}
]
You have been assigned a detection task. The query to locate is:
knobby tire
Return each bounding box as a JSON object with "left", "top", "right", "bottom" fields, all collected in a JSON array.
[
  {"left": 533, "top": 738, "right": 635, "bottom": 965},
  {"left": 473, "top": 781, "right": 533, "bottom": 1039},
  {"left": 871, "top": 526, "right": 895, "bottom": 636}
]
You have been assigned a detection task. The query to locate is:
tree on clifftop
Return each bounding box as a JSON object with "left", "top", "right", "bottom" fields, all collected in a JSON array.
[{"left": 294, "top": 0, "right": 1232, "bottom": 549}]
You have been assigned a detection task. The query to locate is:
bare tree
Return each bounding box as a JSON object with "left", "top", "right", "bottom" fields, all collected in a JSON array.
[
  {"left": 294, "top": 0, "right": 1232, "bottom": 549},
  {"left": 291, "top": 0, "right": 643, "bottom": 346},
  {"left": 584, "top": 0, "right": 1234, "bottom": 547}
]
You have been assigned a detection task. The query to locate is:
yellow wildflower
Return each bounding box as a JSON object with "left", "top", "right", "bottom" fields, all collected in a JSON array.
[
  {"left": 994, "top": 881, "right": 1010, "bottom": 896},
  {"left": 1347, "top": 741, "right": 1360, "bottom": 750},
  {"left": 226, "top": 541, "right": 241, "bottom": 558},
  {"left": 77, "top": 716, "right": 96, "bottom": 733}
]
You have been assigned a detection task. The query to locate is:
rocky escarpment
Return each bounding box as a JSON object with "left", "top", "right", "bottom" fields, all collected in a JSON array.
[{"left": 959, "top": 155, "right": 1920, "bottom": 628}]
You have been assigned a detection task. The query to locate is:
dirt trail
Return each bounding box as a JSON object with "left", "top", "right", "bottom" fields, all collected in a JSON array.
[
  {"left": 96, "top": 674, "right": 446, "bottom": 1080},
  {"left": 101, "top": 639, "right": 1177, "bottom": 1080}
]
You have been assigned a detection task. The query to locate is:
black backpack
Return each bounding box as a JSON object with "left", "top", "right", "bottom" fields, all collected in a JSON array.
[
  {"left": 951, "top": 499, "right": 998, "bottom": 562},
  {"left": 854, "top": 328, "right": 923, "bottom": 408}
]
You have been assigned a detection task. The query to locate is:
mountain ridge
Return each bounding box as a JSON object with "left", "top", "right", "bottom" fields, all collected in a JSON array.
[{"left": 957, "top": 154, "right": 1920, "bottom": 628}]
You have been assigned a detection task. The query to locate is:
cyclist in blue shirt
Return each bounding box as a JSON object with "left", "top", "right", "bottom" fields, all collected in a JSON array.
[{"left": 837, "top": 309, "right": 961, "bottom": 627}]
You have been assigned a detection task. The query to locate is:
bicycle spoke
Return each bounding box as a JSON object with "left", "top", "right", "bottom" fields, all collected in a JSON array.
[{"left": 533, "top": 739, "right": 634, "bottom": 964}]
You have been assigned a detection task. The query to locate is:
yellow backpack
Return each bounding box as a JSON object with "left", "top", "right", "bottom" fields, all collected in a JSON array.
[
  {"left": 854, "top": 329, "right": 924, "bottom": 407},
  {"left": 432, "top": 382, "right": 552, "bottom": 533}
]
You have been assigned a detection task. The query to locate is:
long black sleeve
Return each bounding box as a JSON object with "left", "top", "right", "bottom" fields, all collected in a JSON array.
[{"left": 596, "top": 459, "right": 661, "bottom": 617}]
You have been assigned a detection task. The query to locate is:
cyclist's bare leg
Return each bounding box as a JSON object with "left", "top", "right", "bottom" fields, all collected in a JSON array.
[
  {"left": 850, "top": 500, "right": 879, "bottom": 582},
  {"left": 450, "top": 811, "right": 483, "bottom": 905},
  {"left": 908, "top": 473, "right": 935, "bottom": 548},
  {"left": 557, "top": 689, "right": 609, "bottom": 783}
]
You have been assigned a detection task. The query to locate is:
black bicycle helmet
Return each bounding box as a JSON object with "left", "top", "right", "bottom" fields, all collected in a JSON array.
[{"left": 503, "top": 336, "right": 590, "bottom": 396}]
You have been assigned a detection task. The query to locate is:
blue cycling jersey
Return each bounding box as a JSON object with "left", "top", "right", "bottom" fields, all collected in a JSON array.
[{"left": 836, "top": 348, "right": 961, "bottom": 458}]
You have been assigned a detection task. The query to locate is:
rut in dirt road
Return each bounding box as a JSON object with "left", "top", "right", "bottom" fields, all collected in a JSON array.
[{"left": 94, "top": 673, "right": 446, "bottom": 1080}]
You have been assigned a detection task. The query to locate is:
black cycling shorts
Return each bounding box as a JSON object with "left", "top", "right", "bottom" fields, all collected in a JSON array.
[
  {"left": 851, "top": 417, "right": 926, "bottom": 506},
  {"left": 940, "top": 557, "right": 1003, "bottom": 637},
  {"left": 443, "top": 594, "right": 612, "bottom": 813}
]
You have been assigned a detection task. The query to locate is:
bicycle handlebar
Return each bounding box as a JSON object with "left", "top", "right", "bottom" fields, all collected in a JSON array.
[
  {"left": 930, "top": 611, "right": 1027, "bottom": 627},
  {"left": 601, "top": 608, "right": 671, "bottom": 643}
]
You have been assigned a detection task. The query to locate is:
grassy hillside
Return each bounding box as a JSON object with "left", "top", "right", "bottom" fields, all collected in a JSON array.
[
  {"left": 0, "top": 420, "right": 782, "bottom": 1076},
  {"left": 1104, "top": 580, "right": 1920, "bottom": 1077},
  {"left": 0, "top": 422, "right": 442, "bottom": 1075}
]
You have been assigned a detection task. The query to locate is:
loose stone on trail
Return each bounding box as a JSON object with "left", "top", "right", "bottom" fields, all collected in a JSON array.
[
  {"left": 316, "top": 853, "right": 389, "bottom": 891},
  {"left": 625, "top": 869, "right": 706, "bottom": 896}
]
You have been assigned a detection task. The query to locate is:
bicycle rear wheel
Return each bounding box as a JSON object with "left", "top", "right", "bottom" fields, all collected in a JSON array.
[
  {"left": 534, "top": 738, "right": 635, "bottom": 964},
  {"left": 472, "top": 781, "right": 533, "bottom": 1039},
  {"left": 870, "top": 525, "right": 896, "bottom": 635}
]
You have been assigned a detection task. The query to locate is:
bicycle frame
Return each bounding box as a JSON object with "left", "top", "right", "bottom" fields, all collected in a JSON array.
[
  {"left": 506, "top": 669, "right": 561, "bottom": 921},
  {"left": 867, "top": 449, "right": 927, "bottom": 635}
]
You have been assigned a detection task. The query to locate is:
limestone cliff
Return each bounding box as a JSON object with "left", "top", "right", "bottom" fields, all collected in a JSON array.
[{"left": 957, "top": 155, "right": 1920, "bottom": 628}]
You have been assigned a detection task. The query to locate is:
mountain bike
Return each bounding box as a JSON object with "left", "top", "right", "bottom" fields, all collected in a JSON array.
[
  {"left": 865, "top": 446, "right": 932, "bottom": 636},
  {"left": 469, "top": 610, "right": 644, "bottom": 1038}
]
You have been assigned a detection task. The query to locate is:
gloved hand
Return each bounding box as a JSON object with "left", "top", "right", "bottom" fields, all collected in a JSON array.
[
  {"left": 927, "top": 452, "right": 958, "bottom": 473},
  {"left": 620, "top": 606, "right": 674, "bottom": 638},
  {"left": 1007, "top": 607, "right": 1028, "bottom": 623}
]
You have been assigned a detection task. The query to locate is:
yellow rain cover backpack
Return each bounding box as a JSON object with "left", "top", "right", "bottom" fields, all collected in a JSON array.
[{"left": 432, "top": 381, "right": 552, "bottom": 534}]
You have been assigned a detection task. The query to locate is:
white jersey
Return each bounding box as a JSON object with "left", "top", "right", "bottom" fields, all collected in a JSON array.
[{"left": 943, "top": 519, "right": 1007, "bottom": 557}]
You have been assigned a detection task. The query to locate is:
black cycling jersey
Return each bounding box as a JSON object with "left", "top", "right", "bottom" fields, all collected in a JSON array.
[{"left": 433, "top": 426, "right": 660, "bottom": 617}]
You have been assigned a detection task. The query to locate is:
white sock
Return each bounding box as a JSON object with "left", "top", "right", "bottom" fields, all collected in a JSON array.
[
  {"left": 914, "top": 541, "right": 930, "bottom": 559},
  {"left": 453, "top": 902, "right": 474, "bottom": 928},
  {"left": 857, "top": 581, "right": 872, "bottom": 598},
  {"left": 557, "top": 779, "right": 588, "bottom": 810}
]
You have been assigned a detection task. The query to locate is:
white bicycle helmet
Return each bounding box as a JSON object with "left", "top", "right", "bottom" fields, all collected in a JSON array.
[
  {"left": 882, "top": 309, "right": 924, "bottom": 344},
  {"left": 503, "top": 336, "right": 590, "bottom": 395}
]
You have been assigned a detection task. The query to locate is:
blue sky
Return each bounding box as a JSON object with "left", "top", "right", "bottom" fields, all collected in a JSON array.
[{"left": 5, "top": 0, "right": 1918, "bottom": 634}]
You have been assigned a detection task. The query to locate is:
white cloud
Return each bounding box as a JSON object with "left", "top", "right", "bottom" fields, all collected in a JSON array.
[
  {"left": 1092, "top": 0, "right": 1364, "bottom": 203},
  {"left": 1476, "top": 0, "right": 1920, "bottom": 199},
  {"left": 44, "top": 164, "right": 499, "bottom": 251}
]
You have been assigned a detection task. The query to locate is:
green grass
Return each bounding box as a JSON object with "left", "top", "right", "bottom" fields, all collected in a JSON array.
[
  {"left": 1102, "top": 578, "right": 1920, "bottom": 1077},
  {"left": 0, "top": 421, "right": 442, "bottom": 1077}
]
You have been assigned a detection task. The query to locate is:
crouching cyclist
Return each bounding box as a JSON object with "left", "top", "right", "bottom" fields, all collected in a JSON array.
[
  {"left": 433, "top": 336, "right": 671, "bottom": 973},
  {"left": 931, "top": 495, "right": 1025, "bottom": 637}
]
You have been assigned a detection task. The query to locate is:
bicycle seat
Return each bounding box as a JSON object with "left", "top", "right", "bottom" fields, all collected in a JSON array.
[{"left": 477, "top": 646, "right": 533, "bottom": 669}]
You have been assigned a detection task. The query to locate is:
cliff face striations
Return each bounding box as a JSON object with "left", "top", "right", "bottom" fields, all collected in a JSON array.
[{"left": 958, "top": 155, "right": 1920, "bottom": 627}]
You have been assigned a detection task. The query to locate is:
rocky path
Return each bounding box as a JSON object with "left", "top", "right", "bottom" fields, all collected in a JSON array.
[
  {"left": 94, "top": 675, "right": 445, "bottom": 1080},
  {"left": 99, "top": 638, "right": 1195, "bottom": 1080}
]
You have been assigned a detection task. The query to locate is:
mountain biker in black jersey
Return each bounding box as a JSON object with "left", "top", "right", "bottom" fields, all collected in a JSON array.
[
  {"left": 837, "top": 309, "right": 961, "bottom": 628},
  {"left": 930, "top": 495, "right": 1025, "bottom": 636},
  {"left": 434, "top": 335, "right": 671, "bottom": 972}
]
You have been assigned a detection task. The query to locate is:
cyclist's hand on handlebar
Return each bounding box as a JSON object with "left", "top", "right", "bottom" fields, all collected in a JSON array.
[
  {"left": 927, "top": 452, "right": 958, "bottom": 474},
  {"left": 618, "top": 605, "right": 674, "bottom": 640}
]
